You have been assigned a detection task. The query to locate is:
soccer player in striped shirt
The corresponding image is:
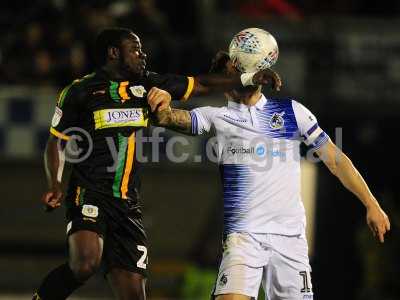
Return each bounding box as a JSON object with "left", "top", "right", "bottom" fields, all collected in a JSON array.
[{"left": 150, "top": 51, "right": 390, "bottom": 300}]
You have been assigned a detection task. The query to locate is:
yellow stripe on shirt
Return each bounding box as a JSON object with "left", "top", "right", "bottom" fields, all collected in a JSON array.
[
  {"left": 50, "top": 127, "right": 71, "bottom": 141},
  {"left": 182, "top": 76, "right": 195, "bottom": 101},
  {"left": 119, "top": 81, "right": 130, "bottom": 102},
  {"left": 121, "top": 132, "right": 135, "bottom": 199},
  {"left": 75, "top": 186, "right": 81, "bottom": 206}
]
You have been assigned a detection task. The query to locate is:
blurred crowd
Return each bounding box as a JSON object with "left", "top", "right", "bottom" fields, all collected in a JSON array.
[
  {"left": 0, "top": 0, "right": 202, "bottom": 87},
  {"left": 1, "top": 0, "right": 399, "bottom": 88}
]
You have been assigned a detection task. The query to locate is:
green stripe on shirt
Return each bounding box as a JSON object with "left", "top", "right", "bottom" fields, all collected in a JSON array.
[
  {"left": 112, "top": 133, "right": 128, "bottom": 198},
  {"left": 109, "top": 81, "right": 121, "bottom": 102},
  {"left": 58, "top": 72, "right": 96, "bottom": 107}
]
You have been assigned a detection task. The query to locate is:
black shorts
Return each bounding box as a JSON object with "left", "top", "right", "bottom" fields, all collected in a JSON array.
[{"left": 65, "top": 187, "right": 148, "bottom": 277}]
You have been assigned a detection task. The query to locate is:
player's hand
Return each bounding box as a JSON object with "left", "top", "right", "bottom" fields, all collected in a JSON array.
[
  {"left": 147, "top": 87, "right": 172, "bottom": 112},
  {"left": 41, "top": 183, "right": 63, "bottom": 212},
  {"left": 253, "top": 68, "right": 282, "bottom": 92},
  {"left": 366, "top": 203, "right": 390, "bottom": 243}
]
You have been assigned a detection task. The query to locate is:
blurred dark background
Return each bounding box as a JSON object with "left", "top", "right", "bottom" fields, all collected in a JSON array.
[{"left": 0, "top": 0, "right": 399, "bottom": 299}]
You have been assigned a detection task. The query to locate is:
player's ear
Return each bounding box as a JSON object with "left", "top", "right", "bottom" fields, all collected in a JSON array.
[{"left": 108, "top": 46, "right": 120, "bottom": 60}]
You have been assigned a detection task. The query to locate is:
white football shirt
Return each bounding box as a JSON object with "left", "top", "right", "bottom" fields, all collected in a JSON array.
[{"left": 190, "top": 95, "right": 329, "bottom": 236}]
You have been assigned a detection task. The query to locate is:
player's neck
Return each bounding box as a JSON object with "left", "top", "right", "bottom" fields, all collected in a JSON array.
[
  {"left": 240, "top": 90, "right": 262, "bottom": 107},
  {"left": 101, "top": 64, "right": 137, "bottom": 81},
  {"left": 101, "top": 65, "right": 123, "bottom": 80}
]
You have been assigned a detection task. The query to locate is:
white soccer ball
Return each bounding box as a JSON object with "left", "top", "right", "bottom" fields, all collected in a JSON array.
[{"left": 229, "top": 28, "right": 279, "bottom": 73}]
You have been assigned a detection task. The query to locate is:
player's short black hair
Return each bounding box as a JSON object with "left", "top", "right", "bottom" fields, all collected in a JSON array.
[{"left": 95, "top": 27, "right": 136, "bottom": 66}]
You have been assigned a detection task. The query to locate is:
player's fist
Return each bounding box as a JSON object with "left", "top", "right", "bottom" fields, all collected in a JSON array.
[
  {"left": 42, "top": 183, "right": 63, "bottom": 212},
  {"left": 253, "top": 68, "right": 282, "bottom": 91},
  {"left": 366, "top": 203, "right": 390, "bottom": 243},
  {"left": 147, "top": 87, "right": 172, "bottom": 112}
]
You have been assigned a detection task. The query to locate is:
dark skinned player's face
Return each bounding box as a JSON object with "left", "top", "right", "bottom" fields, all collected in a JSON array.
[{"left": 118, "top": 34, "right": 147, "bottom": 77}]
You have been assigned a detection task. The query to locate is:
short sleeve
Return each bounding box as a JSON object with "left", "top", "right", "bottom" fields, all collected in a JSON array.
[
  {"left": 190, "top": 106, "right": 217, "bottom": 135},
  {"left": 147, "top": 72, "right": 194, "bottom": 101},
  {"left": 50, "top": 83, "right": 83, "bottom": 140},
  {"left": 292, "top": 100, "right": 329, "bottom": 151}
]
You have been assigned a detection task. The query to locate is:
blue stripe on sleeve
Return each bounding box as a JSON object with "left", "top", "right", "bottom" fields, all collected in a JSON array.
[
  {"left": 306, "top": 123, "right": 319, "bottom": 137},
  {"left": 190, "top": 111, "right": 198, "bottom": 135},
  {"left": 311, "top": 132, "right": 329, "bottom": 151}
]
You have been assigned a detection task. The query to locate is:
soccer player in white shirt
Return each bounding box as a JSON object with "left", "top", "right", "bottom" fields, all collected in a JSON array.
[{"left": 148, "top": 51, "right": 390, "bottom": 300}]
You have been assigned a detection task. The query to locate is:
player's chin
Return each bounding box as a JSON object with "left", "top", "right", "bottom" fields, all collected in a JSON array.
[
  {"left": 125, "top": 65, "right": 145, "bottom": 77},
  {"left": 134, "top": 66, "right": 146, "bottom": 76}
]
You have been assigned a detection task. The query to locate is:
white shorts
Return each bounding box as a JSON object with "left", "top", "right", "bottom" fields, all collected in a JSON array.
[{"left": 214, "top": 232, "right": 313, "bottom": 300}]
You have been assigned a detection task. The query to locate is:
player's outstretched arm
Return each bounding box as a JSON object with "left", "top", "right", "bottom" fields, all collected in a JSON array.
[
  {"left": 42, "top": 135, "right": 67, "bottom": 211},
  {"left": 316, "top": 139, "right": 391, "bottom": 243},
  {"left": 190, "top": 51, "right": 281, "bottom": 96},
  {"left": 192, "top": 67, "right": 282, "bottom": 95}
]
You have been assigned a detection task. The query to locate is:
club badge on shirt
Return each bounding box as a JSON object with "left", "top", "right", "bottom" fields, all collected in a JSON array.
[
  {"left": 129, "top": 85, "right": 146, "bottom": 98},
  {"left": 269, "top": 112, "right": 285, "bottom": 129},
  {"left": 82, "top": 205, "right": 99, "bottom": 218}
]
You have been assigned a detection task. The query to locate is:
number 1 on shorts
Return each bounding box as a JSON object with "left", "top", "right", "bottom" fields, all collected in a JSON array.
[{"left": 299, "top": 271, "right": 311, "bottom": 293}]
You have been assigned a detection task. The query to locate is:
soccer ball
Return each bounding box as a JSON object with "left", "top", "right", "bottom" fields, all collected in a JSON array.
[{"left": 229, "top": 28, "right": 279, "bottom": 73}]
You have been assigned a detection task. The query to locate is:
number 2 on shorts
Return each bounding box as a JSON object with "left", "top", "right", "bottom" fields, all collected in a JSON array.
[{"left": 137, "top": 245, "right": 148, "bottom": 269}]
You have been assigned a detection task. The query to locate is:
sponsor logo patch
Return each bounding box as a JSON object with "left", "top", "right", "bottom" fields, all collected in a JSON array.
[
  {"left": 219, "top": 273, "right": 228, "bottom": 286},
  {"left": 227, "top": 145, "right": 255, "bottom": 155},
  {"left": 226, "top": 143, "right": 285, "bottom": 159},
  {"left": 93, "top": 108, "right": 148, "bottom": 129},
  {"left": 256, "top": 145, "right": 265, "bottom": 156},
  {"left": 82, "top": 205, "right": 99, "bottom": 218},
  {"left": 51, "top": 107, "right": 63, "bottom": 127}
]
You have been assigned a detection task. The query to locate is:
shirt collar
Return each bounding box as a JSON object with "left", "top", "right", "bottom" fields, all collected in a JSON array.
[{"left": 227, "top": 94, "right": 267, "bottom": 111}]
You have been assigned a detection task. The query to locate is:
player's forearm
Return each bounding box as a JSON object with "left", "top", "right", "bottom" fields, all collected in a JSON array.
[
  {"left": 44, "top": 136, "right": 65, "bottom": 189},
  {"left": 190, "top": 68, "right": 281, "bottom": 96},
  {"left": 152, "top": 108, "right": 192, "bottom": 135},
  {"left": 192, "top": 74, "right": 243, "bottom": 96},
  {"left": 333, "top": 151, "right": 379, "bottom": 209}
]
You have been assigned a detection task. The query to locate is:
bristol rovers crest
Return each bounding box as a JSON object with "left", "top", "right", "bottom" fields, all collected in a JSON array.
[{"left": 269, "top": 112, "right": 285, "bottom": 129}]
